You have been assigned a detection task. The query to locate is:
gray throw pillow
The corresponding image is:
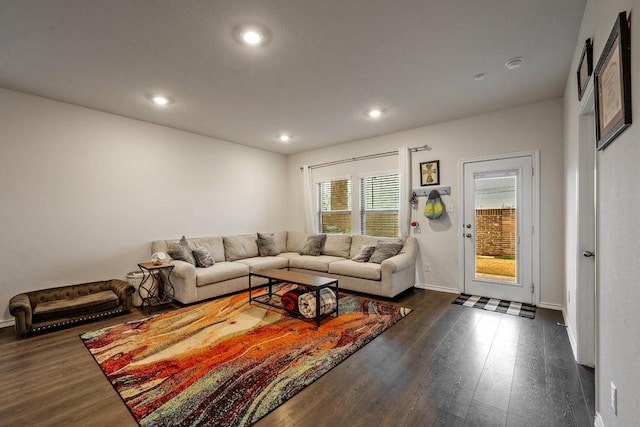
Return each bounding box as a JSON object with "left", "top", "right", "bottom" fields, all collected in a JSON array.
[
  {"left": 192, "top": 247, "right": 214, "bottom": 268},
  {"left": 167, "top": 236, "right": 196, "bottom": 266},
  {"left": 257, "top": 232, "right": 279, "bottom": 256},
  {"left": 368, "top": 242, "right": 404, "bottom": 264},
  {"left": 351, "top": 245, "right": 376, "bottom": 263},
  {"left": 300, "top": 234, "right": 327, "bottom": 256}
]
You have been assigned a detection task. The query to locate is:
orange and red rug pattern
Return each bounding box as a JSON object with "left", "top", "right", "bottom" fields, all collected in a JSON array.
[{"left": 81, "top": 286, "right": 411, "bottom": 426}]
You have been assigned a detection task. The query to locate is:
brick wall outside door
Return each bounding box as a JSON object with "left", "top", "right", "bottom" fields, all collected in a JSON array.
[{"left": 475, "top": 208, "right": 516, "bottom": 257}]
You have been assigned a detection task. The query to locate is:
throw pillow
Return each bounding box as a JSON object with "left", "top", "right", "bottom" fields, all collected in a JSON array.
[
  {"left": 351, "top": 245, "right": 376, "bottom": 262},
  {"left": 192, "top": 247, "right": 214, "bottom": 268},
  {"left": 257, "top": 232, "right": 279, "bottom": 257},
  {"left": 300, "top": 234, "right": 327, "bottom": 256},
  {"left": 167, "top": 236, "right": 196, "bottom": 266},
  {"left": 368, "top": 242, "right": 404, "bottom": 264}
]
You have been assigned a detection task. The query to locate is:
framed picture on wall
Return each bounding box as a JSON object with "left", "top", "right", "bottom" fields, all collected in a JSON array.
[
  {"left": 594, "top": 11, "right": 632, "bottom": 151},
  {"left": 576, "top": 38, "right": 593, "bottom": 101},
  {"left": 420, "top": 160, "right": 440, "bottom": 186}
]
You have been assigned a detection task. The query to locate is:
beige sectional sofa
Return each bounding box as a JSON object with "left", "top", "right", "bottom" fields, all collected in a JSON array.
[{"left": 151, "top": 231, "right": 418, "bottom": 304}]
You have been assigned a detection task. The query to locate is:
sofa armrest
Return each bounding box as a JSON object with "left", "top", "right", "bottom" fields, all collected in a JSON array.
[
  {"left": 379, "top": 237, "right": 418, "bottom": 297},
  {"left": 169, "top": 260, "right": 197, "bottom": 280},
  {"left": 167, "top": 260, "right": 197, "bottom": 303},
  {"left": 380, "top": 252, "right": 415, "bottom": 274},
  {"left": 108, "top": 279, "right": 134, "bottom": 311},
  {"left": 9, "top": 293, "right": 32, "bottom": 336},
  {"left": 380, "top": 237, "right": 418, "bottom": 274}
]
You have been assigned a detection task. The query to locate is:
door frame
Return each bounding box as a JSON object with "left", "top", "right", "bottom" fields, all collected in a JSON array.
[
  {"left": 573, "top": 81, "right": 597, "bottom": 367},
  {"left": 458, "top": 150, "right": 540, "bottom": 304}
]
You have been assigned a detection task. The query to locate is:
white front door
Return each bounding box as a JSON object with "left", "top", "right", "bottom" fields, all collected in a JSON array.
[{"left": 462, "top": 155, "right": 534, "bottom": 304}]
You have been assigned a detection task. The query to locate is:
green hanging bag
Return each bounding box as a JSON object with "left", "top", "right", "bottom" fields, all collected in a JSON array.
[{"left": 424, "top": 190, "right": 444, "bottom": 220}]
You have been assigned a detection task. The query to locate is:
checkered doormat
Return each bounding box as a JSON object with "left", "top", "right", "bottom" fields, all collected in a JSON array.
[{"left": 452, "top": 293, "right": 536, "bottom": 319}]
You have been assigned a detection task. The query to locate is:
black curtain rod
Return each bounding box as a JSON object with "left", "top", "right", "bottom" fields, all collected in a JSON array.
[{"left": 300, "top": 144, "right": 432, "bottom": 171}]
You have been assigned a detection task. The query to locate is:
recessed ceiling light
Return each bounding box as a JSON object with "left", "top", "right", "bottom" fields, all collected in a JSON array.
[
  {"left": 150, "top": 95, "right": 172, "bottom": 105},
  {"left": 366, "top": 108, "right": 384, "bottom": 118},
  {"left": 235, "top": 25, "right": 269, "bottom": 47},
  {"left": 474, "top": 73, "right": 487, "bottom": 81},
  {"left": 505, "top": 57, "right": 524, "bottom": 70},
  {"left": 242, "top": 30, "right": 263, "bottom": 46},
  {"left": 278, "top": 134, "right": 291, "bottom": 143}
]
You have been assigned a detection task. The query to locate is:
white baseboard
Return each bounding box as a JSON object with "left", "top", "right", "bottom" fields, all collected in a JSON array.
[
  {"left": 414, "top": 283, "right": 460, "bottom": 294},
  {"left": 537, "top": 301, "right": 563, "bottom": 311},
  {"left": 0, "top": 319, "right": 15, "bottom": 329},
  {"left": 564, "top": 309, "right": 579, "bottom": 361},
  {"left": 594, "top": 412, "right": 604, "bottom": 427}
]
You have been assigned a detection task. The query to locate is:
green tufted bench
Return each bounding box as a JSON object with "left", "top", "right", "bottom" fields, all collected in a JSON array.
[{"left": 9, "top": 279, "right": 134, "bottom": 337}]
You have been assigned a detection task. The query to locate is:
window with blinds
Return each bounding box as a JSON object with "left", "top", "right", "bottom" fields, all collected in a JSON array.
[
  {"left": 318, "top": 179, "right": 351, "bottom": 233},
  {"left": 360, "top": 173, "right": 399, "bottom": 237}
]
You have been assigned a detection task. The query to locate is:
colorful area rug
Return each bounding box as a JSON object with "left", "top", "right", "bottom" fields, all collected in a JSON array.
[
  {"left": 81, "top": 285, "right": 411, "bottom": 426},
  {"left": 452, "top": 293, "right": 536, "bottom": 319}
]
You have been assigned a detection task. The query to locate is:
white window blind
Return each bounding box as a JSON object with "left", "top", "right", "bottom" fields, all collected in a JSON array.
[
  {"left": 360, "top": 173, "right": 399, "bottom": 237},
  {"left": 318, "top": 179, "right": 352, "bottom": 233}
]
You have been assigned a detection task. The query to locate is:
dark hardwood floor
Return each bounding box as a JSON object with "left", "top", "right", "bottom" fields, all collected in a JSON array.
[{"left": 0, "top": 289, "right": 594, "bottom": 427}]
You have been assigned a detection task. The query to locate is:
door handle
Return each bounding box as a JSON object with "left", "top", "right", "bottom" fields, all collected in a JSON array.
[
  {"left": 583, "top": 251, "right": 595, "bottom": 257},
  {"left": 465, "top": 224, "right": 472, "bottom": 228},
  {"left": 465, "top": 233, "right": 473, "bottom": 238}
]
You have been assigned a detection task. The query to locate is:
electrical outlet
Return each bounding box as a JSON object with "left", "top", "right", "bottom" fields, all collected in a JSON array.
[
  {"left": 611, "top": 382, "right": 617, "bottom": 415},
  {"left": 446, "top": 205, "right": 454, "bottom": 212},
  {"left": 424, "top": 263, "right": 431, "bottom": 272}
]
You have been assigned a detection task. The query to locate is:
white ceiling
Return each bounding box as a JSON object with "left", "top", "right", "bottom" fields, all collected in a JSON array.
[{"left": 0, "top": 0, "right": 586, "bottom": 155}]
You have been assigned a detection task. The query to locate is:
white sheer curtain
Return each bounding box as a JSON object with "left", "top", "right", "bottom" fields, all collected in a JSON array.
[
  {"left": 398, "top": 147, "right": 411, "bottom": 237},
  {"left": 398, "top": 147, "right": 426, "bottom": 287},
  {"left": 302, "top": 166, "right": 317, "bottom": 233}
]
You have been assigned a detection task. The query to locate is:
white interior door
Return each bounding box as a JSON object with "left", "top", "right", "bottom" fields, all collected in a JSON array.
[
  {"left": 574, "top": 84, "right": 596, "bottom": 367},
  {"left": 463, "top": 155, "right": 534, "bottom": 303}
]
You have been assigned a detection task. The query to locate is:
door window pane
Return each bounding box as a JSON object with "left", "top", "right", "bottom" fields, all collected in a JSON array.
[{"left": 474, "top": 172, "right": 517, "bottom": 283}]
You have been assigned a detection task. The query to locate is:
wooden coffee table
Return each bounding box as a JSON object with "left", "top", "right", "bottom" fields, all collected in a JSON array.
[{"left": 249, "top": 269, "right": 339, "bottom": 327}]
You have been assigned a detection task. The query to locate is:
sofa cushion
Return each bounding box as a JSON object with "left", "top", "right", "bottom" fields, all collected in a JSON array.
[
  {"left": 329, "top": 260, "right": 382, "bottom": 281},
  {"left": 300, "top": 234, "right": 327, "bottom": 256},
  {"left": 323, "top": 234, "right": 352, "bottom": 258},
  {"left": 289, "top": 255, "right": 344, "bottom": 272},
  {"left": 167, "top": 236, "right": 196, "bottom": 266},
  {"left": 195, "top": 262, "right": 249, "bottom": 287},
  {"left": 257, "top": 233, "right": 280, "bottom": 256},
  {"left": 369, "top": 242, "right": 404, "bottom": 264},
  {"left": 188, "top": 236, "right": 225, "bottom": 262},
  {"left": 273, "top": 231, "right": 288, "bottom": 254},
  {"left": 223, "top": 235, "right": 259, "bottom": 261},
  {"left": 277, "top": 252, "right": 302, "bottom": 260},
  {"left": 235, "top": 256, "right": 288, "bottom": 272},
  {"left": 349, "top": 235, "right": 381, "bottom": 259},
  {"left": 351, "top": 245, "right": 376, "bottom": 262},
  {"left": 32, "top": 290, "right": 120, "bottom": 322},
  {"left": 192, "top": 247, "right": 215, "bottom": 268},
  {"left": 286, "top": 231, "right": 310, "bottom": 253}
]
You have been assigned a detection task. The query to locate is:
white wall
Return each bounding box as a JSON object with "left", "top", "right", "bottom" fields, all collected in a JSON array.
[
  {"left": 0, "top": 88, "right": 288, "bottom": 325},
  {"left": 287, "top": 98, "right": 565, "bottom": 307},
  {"left": 564, "top": 1, "right": 640, "bottom": 425}
]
